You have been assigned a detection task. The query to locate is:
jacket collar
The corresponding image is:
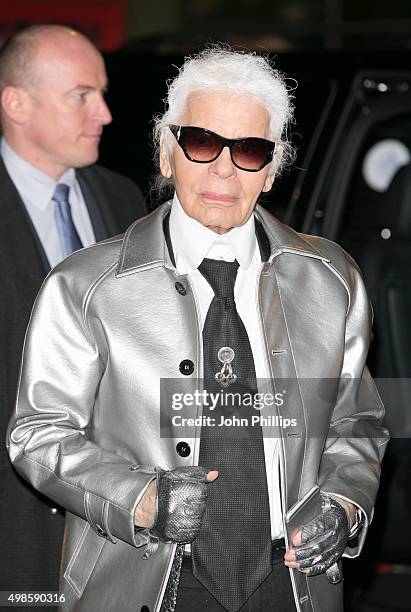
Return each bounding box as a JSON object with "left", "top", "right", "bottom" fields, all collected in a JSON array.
[
  {"left": 253, "top": 205, "right": 330, "bottom": 261},
  {"left": 116, "top": 200, "right": 329, "bottom": 277}
]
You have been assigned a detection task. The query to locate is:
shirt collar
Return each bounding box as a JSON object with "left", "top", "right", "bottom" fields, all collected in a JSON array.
[
  {"left": 169, "top": 193, "right": 257, "bottom": 272},
  {"left": 1, "top": 137, "right": 76, "bottom": 210}
]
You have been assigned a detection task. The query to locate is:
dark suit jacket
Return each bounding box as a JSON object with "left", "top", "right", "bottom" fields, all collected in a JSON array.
[{"left": 0, "top": 156, "right": 147, "bottom": 595}]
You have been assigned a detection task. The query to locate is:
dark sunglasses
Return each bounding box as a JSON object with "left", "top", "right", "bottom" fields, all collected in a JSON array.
[{"left": 169, "top": 125, "right": 276, "bottom": 172}]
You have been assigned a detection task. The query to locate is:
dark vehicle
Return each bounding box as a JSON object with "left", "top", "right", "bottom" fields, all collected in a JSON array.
[{"left": 100, "top": 49, "right": 411, "bottom": 612}]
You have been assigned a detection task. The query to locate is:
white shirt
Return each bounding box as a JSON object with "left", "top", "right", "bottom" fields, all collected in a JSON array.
[
  {"left": 169, "top": 194, "right": 283, "bottom": 538},
  {"left": 1, "top": 138, "right": 96, "bottom": 267}
]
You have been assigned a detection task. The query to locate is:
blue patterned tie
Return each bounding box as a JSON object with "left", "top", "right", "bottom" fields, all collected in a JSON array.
[{"left": 52, "top": 183, "right": 83, "bottom": 258}]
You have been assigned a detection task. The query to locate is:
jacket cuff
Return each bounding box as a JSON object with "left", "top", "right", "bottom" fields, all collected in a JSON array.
[
  {"left": 84, "top": 464, "right": 156, "bottom": 548},
  {"left": 322, "top": 490, "right": 368, "bottom": 558}
]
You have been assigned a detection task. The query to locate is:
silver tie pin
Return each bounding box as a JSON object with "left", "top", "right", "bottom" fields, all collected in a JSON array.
[{"left": 215, "top": 346, "right": 237, "bottom": 387}]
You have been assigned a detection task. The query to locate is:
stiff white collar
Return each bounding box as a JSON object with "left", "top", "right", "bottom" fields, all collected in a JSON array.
[
  {"left": 1, "top": 137, "right": 76, "bottom": 211},
  {"left": 169, "top": 193, "right": 257, "bottom": 271}
]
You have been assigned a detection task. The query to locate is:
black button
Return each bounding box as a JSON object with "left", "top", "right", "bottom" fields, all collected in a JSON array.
[
  {"left": 95, "top": 524, "right": 107, "bottom": 537},
  {"left": 141, "top": 607, "right": 150, "bottom": 612},
  {"left": 175, "top": 281, "right": 187, "bottom": 296},
  {"left": 176, "top": 442, "right": 191, "bottom": 457},
  {"left": 179, "top": 359, "right": 194, "bottom": 375}
]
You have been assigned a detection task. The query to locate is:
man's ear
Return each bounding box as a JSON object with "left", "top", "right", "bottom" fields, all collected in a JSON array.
[
  {"left": 159, "top": 134, "right": 173, "bottom": 178},
  {"left": 262, "top": 171, "right": 275, "bottom": 192},
  {"left": 1, "top": 86, "right": 29, "bottom": 125}
]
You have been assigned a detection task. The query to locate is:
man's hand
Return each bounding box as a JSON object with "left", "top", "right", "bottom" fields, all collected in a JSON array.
[
  {"left": 134, "top": 479, "right": 157, "bottom": 528},
  {"left": 134, "top": 467, "right": 218, "bottom": 542},
  {"left": 332, "top": 497, "right": 357, "bottom": 529},
  {"left": 284, "top": 493, "right": 353, "bottom": 575}
]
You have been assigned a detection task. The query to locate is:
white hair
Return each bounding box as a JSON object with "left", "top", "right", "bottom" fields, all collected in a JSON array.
[{"left": 152, "top": 45, "right": 296, "bottom": 198}]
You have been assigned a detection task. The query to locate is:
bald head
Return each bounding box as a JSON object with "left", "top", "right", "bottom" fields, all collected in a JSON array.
[
  {"left": 0, "top": 25, "right": 99, "bottom": 95},
  {"left": 0, "top": 24, "right": 111, "bottom": 179}
]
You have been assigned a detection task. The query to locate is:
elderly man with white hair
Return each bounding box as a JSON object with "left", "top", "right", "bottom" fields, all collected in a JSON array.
[{"left": 7, "top": 47, "right": 388, "bottom": 612}]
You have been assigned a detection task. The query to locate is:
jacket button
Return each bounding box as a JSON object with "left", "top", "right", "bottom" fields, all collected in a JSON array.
[
  {"left": 96, "top": 524, "right": 107, "bottom": 537},
  {"left": 141, "top": 606, "right": 150, "bottom": 612},
  {"left": 129, "top": 464, "right": 139, "bottom": 471},
  {"left": 175, "top": 282, "right": 187, "bottom": 296},
  {"left": 176, "top": 441, "right": 191, "bottom": 457},
  {"left": 179, "top": 359, "right": 194, "bottom": 375},
  {"left": 50, "top": 507, "right": 58, "bottom": 515}
]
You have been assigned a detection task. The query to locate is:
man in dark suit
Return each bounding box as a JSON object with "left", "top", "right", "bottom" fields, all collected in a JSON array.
[{"left": 0, "top": 24, "right": 147, "bottom": 595}]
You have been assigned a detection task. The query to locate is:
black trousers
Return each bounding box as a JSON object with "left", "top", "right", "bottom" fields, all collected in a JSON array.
[{"left": 174, "top": 540, "right": 296, "bottom": 612}]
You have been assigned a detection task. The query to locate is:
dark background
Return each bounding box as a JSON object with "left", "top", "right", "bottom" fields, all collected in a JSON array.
[
  {"left": 1, "top": 0, "right": 411, "bottom": 52},
  {"left": 1, "top": 2, "right": 411, "bottom": 611}
]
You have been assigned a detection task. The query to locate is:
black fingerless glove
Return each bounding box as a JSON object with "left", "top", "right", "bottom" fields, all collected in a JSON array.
[{"left": 150, "top": 466, "right": 210, "bottom": 544}]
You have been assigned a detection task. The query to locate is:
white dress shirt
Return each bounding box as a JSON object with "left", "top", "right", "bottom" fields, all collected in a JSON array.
[
  {"left": 1, "top": 137, "right": 96, "bottom": 267},
  {"left": 169, "top": 194, "right": 283, "bottom": 538}
]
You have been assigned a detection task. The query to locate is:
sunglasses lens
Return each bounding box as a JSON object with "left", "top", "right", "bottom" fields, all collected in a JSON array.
[
  {"left": 174, "top": 126, "right": 274, "bottom": 171},
  {"left": 181, "top": 128, "right": 221, "bottom": 162},
  {"left": 232, "top": 139, "right": 273, "bottom": 171}
]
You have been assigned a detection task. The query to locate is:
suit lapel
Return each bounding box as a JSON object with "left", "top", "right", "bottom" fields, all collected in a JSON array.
[
  {"left": 76, "top": 167, "right": 117, "bottom": 241},
  {"left": 0, "top": 157, "right": 48, "bottom": 307}
]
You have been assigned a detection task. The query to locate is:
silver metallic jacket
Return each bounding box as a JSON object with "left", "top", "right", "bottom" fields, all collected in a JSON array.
[{"left": 7, "top": 202, "right": 389, "bottom": 612}]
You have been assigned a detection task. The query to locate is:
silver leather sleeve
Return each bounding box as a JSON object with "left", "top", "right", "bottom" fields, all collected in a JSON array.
[
  {"left": 317, "top": 257, "right": 389, "bottom": 557},
  {"left": 6, "top": 268, "right": 155, "bottom": 548}
]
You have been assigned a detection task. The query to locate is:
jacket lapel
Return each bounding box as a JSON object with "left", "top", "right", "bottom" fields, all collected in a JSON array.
[
  {"left": 0, "top": 157, "right": 48, "bottom": 307},
  {"left": 76, "top": 167, "right": 116, "bottom": 241},
  {"left": 116, "top": 202, "right": 173, "bottom": 277}
]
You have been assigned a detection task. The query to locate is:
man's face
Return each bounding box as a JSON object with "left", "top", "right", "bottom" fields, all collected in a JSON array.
[
  {"left": 161, "top": 91, "right": 275, "bottom": 234},
  {"left": 21, "top": 34, "right": 112, "bottom": 179}
]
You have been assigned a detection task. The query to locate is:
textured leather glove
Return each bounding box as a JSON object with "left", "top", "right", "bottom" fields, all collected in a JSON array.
[
  {"left": 294, "top": 493, "right": 349, "bottom": 576},
  {"left": 150, "top": 466, "right": 210, "bottom": 544}
]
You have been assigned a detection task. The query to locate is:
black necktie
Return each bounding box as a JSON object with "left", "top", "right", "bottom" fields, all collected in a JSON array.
[{"left": 191, "top": 258, "right": 272, "bottom": 612}]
